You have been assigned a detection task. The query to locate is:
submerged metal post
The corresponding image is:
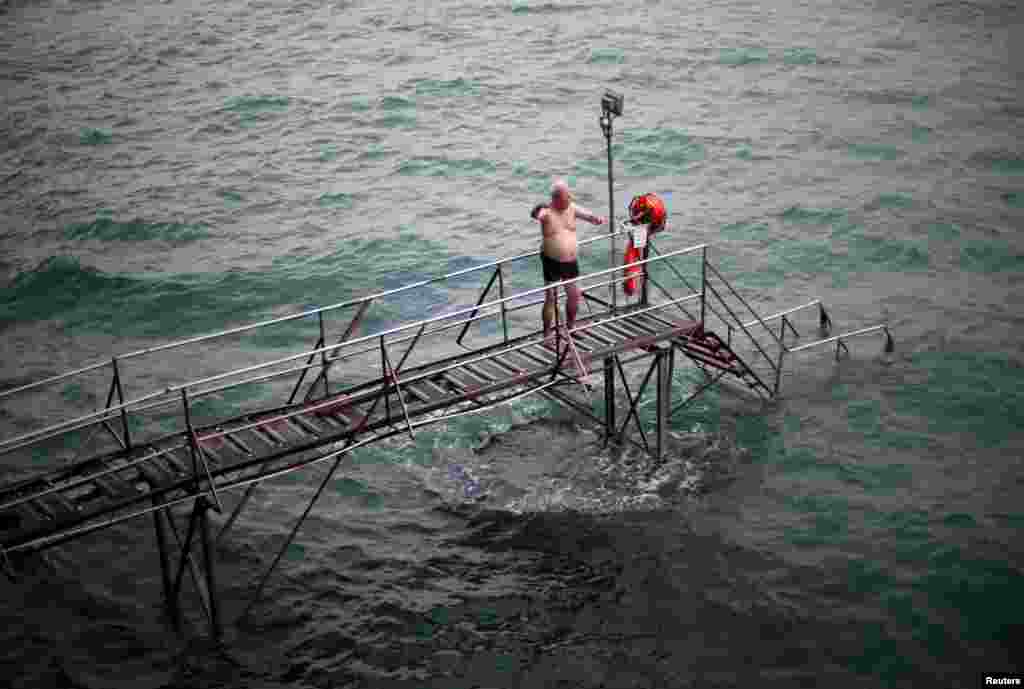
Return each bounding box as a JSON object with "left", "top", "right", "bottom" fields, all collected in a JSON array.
[
  {"left": 151, "top": 499, "right": 178, "bottom": 628},
  {"left": 197, "top": 497, "right": 221, "bottom": 640},
  {"left": 169, "top": 503, "right": 201, "bottom": 612},
  {"left": 655, "top": 347, "right": 672, "bottom": 461},
  {"left": 603, "top": 355, "right": 616, "bottom": 445}
]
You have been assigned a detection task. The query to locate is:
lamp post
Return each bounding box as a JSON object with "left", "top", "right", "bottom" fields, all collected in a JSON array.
[{"left": 600, "top": 90, "right": 623, "bottom": 311}]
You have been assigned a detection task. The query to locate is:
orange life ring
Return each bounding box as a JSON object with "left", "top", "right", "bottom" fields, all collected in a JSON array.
[
  {"left": 628, "top": 193, "right": 667, "bottom": 232},
  {"left": 623, "top": 241, "right": 642, "bottom": 296}
]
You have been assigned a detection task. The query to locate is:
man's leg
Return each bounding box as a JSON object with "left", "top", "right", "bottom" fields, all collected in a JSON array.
[
  {"left": 565, "top": 282, "right": 581, "bottom": 330},
  {"left": 542, "top": 286, "right": 558, "bottom": 339}
]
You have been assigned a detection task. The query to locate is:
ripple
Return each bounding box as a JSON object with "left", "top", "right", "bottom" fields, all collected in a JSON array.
[
  {"left": 589, "top": 48, "right": 625, "bottom": 65},
  {"left": 79, "top": 127, "right": 112, "bottom": 145},
  {"left": 847, "top": 143, "right": 902, "bottom": 160},
  {"left": 317, "top": 192, "right": 354, "bottom": 209},
  {"left": 396, "top": 157, "right": 497, "bottom": 177},
  {"left": 719, "top": 46, "right": 769, "bottom": 66},
  {"left": 413, "top": 77, "right": 481, "bottom": 97}
]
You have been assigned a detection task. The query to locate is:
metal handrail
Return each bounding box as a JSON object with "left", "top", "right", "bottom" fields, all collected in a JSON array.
[
  {"left": 0, "top": 227, "right": 638, "bottom": 402},
  {"left": 741, "top": 300, "right": 821, "bottom": 330},
  {"left": 787, "top": 324, "right": 891, "bottom": 353},
  {"left": 703, "top": 260, "right": 785, "bottom": 350},
  {"left": 702, "top": 280, "right": 779, "bottom": 375},
  {"left": 647, "top": 243, "right": 733, "bottom": 328},
  {"left": 0, "top": 245, "right": 707, "bottom": 456}
]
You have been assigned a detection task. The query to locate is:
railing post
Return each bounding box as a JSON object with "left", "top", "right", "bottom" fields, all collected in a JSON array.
[
  {"left": 456, "top": 268, "right": 500, "bottom": 347},
  {"left": 497, "top": 263, "right": 509, "bottom": 345},
  {"left": 700, "top": 246, "right": 707, "bottom": 326},
  {"left": 640, "top": 244, "right": 650, "bottom": 307},
  {"left": 181, "top": 389, "right": 200, "bottom": 493},
  {"left": 774, "top": 316, "right": 787, "bottom": 398},
  {"left": 111, "top": 357, "right": 131, "bottom": 451},
  {"left": 318, "top": 311, "right": 329, "bottom": 397},
  {"left": 380, "top": 337, "right": 391, "bottom": 422}
]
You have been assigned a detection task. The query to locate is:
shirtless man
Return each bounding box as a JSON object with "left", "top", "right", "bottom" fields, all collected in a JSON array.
[{"left": 531, "top": 179, "right": 606, "bottom": 345}]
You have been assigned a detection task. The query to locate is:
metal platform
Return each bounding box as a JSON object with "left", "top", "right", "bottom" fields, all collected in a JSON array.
[{"left": 0, "top": 231, "right": 894, "bottom": 639}]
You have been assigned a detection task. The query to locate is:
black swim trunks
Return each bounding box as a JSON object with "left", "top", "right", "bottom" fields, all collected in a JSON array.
[{"left": 541, "top": 254, "right": 580, "bottom": 283}]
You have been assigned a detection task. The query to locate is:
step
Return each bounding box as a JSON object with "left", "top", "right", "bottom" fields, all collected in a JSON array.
[
  {"left": 136, "top": 456, "right": 177, "bottom": 488},
  {"left": 575, "top": 323, "right": 618, "bottom": 348},
  {"left": 194, "top": 433, "right": 232, "bottom": 464},
  {"left": 633, "top": 311, "right": 700, "bottom": 332},
  {"left": 417, "top": 376, "right": 451, "bottom": 400},
  {"left": 502, "top": 349, "right": 549, "bottom": 375},
  {"left": 482, "top": 355, "right": 525, "bottom": 379},
  {"left": 162, "top": 448, "right": 191, "bottom": 476},
  {"left": 92, "top": 470, "right": 142, "bottom": 501},
  {"left": 400, "top": 381, "right": 434, "bottom": 404},
  {"left": 289, "top": 413, "right": 327, "bottom": 438},
  {"left": 0, "top": 503, "right": 43, "bottom": 538},
  {"left": 679, "top": 340, "right": 736, "bottom": 363},
  {"left": 236, "top": 427, "right": 278, "bottom": 453},
  {"left": 251, "top": 425, "right": 286, "bottom": 449},
  {"left": 32, "top": 492, "right": 81, "bottom": 524},
  {"left": 676, "top": 347, "right": 744, "bottom": 376},
  {"left": 598, "top": 321, "right": 659, "bottom": 351}
]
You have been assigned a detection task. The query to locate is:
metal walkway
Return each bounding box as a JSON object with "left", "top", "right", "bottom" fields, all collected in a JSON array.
[{"left": 0, "top": 230, "right": 893, "bottom": 637}]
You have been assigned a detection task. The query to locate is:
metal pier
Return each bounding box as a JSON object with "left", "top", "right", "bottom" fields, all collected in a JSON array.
[
  {"left": 0, "top": 234, "right": 893, "bottom": 639},
  {"left": 0, "top": 95, "right": 895, "bottom": 641}
]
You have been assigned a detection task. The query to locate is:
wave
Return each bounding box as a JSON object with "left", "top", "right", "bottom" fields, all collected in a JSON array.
[
  {"left": 1, "top": 234, "right": 490, "bottom": 339},
  {"left": 63, "top": 212, "right": 211, "bottom": 243}
]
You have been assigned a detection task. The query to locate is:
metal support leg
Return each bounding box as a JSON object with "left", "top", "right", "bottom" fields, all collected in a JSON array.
[
  {"left": 603, "top": 356, "right": 616, "bottom": 445},
  {"left": 615, "top": 354, "right": 658, "bottom": 452},
  {"left": 655, "top": 348, "right": 671, "bottom": 462},
  {"left": 152, "top": 498, "right": 178, "bottom": 628},
  {"left": 197, "top": 497, "right": 221, "bottom": 640},
  {"left": 170, "top": 503, "right": 202, "bottom": 613}
]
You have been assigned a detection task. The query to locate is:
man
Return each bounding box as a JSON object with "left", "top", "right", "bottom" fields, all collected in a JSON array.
[{"left": 531, "top": 179, "right": 606, "bottom": 347}]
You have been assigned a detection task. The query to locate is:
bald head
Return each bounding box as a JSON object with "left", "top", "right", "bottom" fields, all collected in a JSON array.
[{"left": 550, "top": 179, "right": 572, "bottom": 210}]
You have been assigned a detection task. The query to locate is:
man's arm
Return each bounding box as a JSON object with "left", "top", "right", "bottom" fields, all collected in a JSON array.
[
  {"left": 574, "top": 205, "right": 607, "bottom": 226},
  {"left": 531, "top": 204, "right": 548, "bottom": 221}
]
